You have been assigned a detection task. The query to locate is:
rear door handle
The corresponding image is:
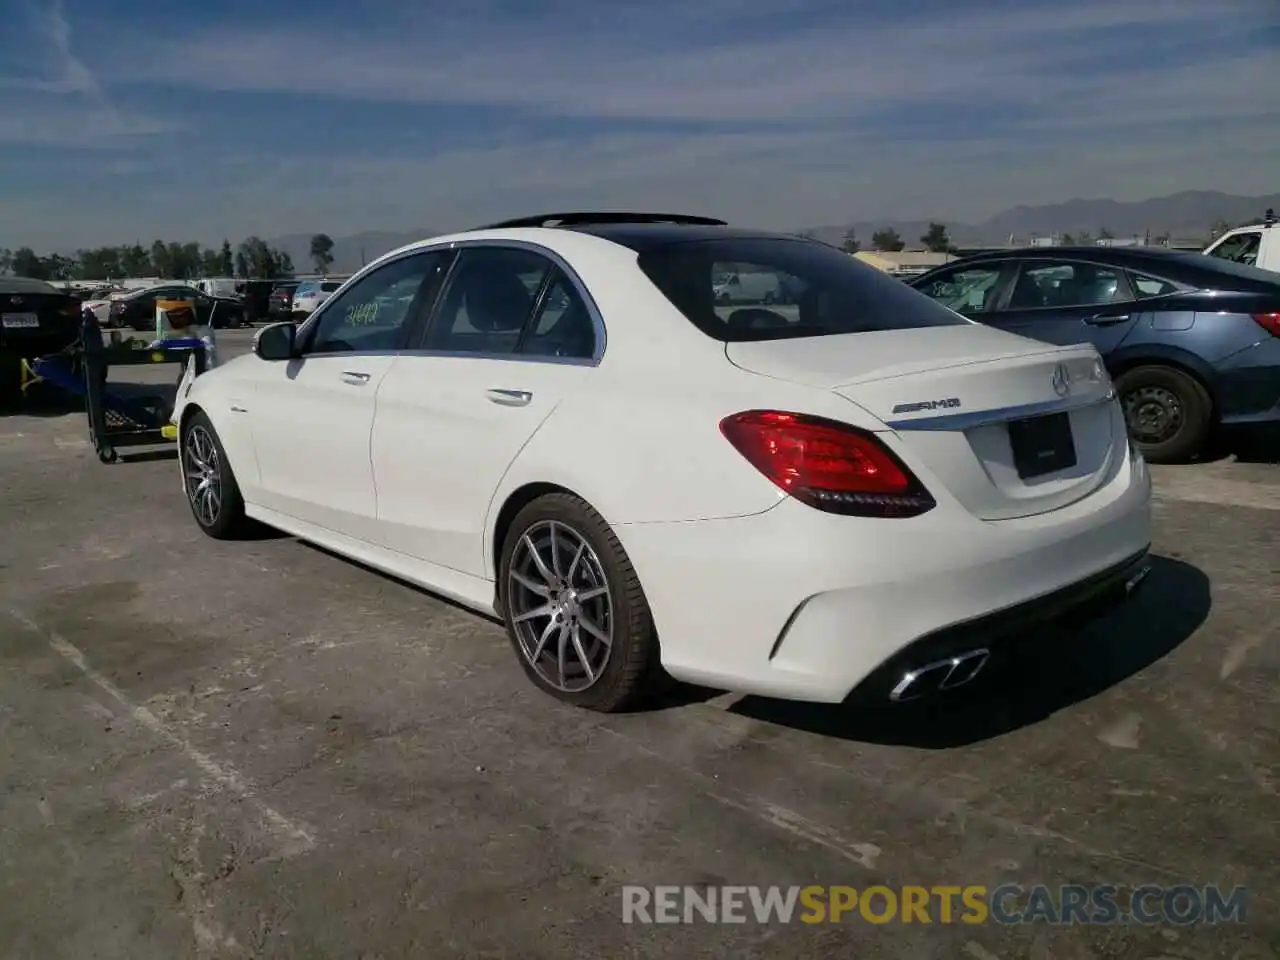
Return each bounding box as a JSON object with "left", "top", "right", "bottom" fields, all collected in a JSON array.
[
  {"left": 341, "top": 370, "right": 371, "bottom": 384},
  {"left": 486, "top": 388, "right": 532, "bottom": 406},
  {"left": 1083, "top": 313, "right": 1131, "bottom": 326}
]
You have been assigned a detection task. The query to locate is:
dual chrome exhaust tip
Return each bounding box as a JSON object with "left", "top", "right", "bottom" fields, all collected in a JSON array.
[{"left": 889, "top": 648, "right": 990, "bottom": 703}]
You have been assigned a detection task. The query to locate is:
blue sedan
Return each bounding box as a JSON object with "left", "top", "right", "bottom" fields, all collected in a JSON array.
[{"left": 910, "top": 246, "right": 1280, "bottom": 462}]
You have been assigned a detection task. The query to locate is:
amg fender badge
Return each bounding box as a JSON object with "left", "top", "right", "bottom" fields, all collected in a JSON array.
[{"left": 891, "top": 398, "right": 962, "bottom": 414}]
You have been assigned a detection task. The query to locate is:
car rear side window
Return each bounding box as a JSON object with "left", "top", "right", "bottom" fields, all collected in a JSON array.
[
  {"left": 1129, "top": 271, "right": 1179, "bottom": 298},
  {"left": 424, "top": 247, "right": 550, "bottom": 355},
  {"left": 637, "top": 238, "right": 968, "bottom": 342}
]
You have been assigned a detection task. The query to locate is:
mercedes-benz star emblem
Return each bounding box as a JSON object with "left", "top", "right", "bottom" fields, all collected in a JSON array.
[
  {"left": 10, "top": 296, "right": 22, "bottom": 305},
  {"left": 1051, "top": 363, "right": 1070, "bottom": 397}
]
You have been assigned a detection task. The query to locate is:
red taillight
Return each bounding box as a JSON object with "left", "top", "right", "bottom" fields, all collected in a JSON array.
[
  {"left": 719, "top": 410, "right": 935, "bottom": 517},
  {"left": 1252, "top": 313, "right": 1280, "bottom": 337}
]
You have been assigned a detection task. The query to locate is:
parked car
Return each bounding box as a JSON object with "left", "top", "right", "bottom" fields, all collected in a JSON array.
[
  {"left": 910, "top": 246, "right": 1280, "bottom": 463},
  {"left": 0, "top": 277, "right": 82, "bottom": 409},
  {"left": 110, "top": 283, "right": 247, "bottom": 331},
  {"left": 268, "top": 281, "right": 300, "bottom": 320},
  {"left": 173, "top": 212, "right": 1152, "bottom": 714},
  {"left": 1202, "top": 208, "right": 1278, "bottom": 274},
  {"left": 290, "top": 279, "right": 343, "bottom": 319}
]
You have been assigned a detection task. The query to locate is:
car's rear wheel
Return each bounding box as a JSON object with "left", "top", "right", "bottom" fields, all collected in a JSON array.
[
  {"left": 1115, "top": 364, "right": 1212, "bottom": 463},
  {"left": 499, "top": 493, "right": 662, "bottom": 712},
  {"left": 181, "top": 410, "right": 250, "bottom": 539}
]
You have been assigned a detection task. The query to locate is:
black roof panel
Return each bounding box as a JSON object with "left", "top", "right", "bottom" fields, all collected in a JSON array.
[{"left": 568, "top": 222, "right": 811, "bottom": 252}]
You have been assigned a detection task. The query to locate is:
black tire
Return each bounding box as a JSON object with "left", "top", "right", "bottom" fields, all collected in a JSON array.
[
  {"left": 498, "top": 492, "right": 663, "bottom": 712},
  {"left": 1115, "top": 365, "right": 1213, "bottom": 464},
  {"left": 180, "top": 409, "right": 251, "bottom": 539}
]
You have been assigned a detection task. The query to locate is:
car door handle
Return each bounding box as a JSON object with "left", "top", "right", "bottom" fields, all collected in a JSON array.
[
  {"left": 341, "top": 370, "right": 371, "bottom": 384},
  {"left": 1083, "top": 313, "right": 1131, "bottom": 326},
  {"left": 486, "top": 388, "right": 532, "bottom": 406}
]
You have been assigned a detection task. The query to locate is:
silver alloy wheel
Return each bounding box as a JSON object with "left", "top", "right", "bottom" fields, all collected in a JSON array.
[
  {"left": 507, "top": 520, "right": 614, "bottom": 692},
  {"left": 183, "top": 425, "right": 222, "bottom": 527}
]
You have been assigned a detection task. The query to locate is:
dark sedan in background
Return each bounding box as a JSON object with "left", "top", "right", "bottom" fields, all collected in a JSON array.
[
  {"left": 910, "top": 247, "right": 1280, "bottom": 462},
  {"left": 110, "top": 283, "right": 247, "bottom": 332}
]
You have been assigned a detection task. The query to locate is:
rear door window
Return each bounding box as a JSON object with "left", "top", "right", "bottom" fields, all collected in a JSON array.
[
  {"left": 637, "top": 238, "right": 967, "bottom": 342},
  {"left": 423, "top": 247, "right": 551, "bottom": 355},
  {"left": 1004, "top": 261, "right": 1132, "bottom": 310}
]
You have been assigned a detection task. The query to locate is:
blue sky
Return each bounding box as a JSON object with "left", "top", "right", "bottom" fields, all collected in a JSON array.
[{"left": 2, "top": 0, "right": 1277, "bottom": 251}]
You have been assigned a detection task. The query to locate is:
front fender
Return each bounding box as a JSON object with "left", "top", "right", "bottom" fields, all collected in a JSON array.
[{"left": 177, "top": 364, "right": 262, "bottom": 494}]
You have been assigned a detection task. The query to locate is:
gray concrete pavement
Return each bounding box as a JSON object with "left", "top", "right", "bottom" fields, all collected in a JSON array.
[{"left": 1, "top": 336, "right": 1277, "bottom": 958}]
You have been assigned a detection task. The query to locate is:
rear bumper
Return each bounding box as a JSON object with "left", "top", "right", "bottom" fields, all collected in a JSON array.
[
  {"left": 617, "top": 443, "right": 1153, "bottom": 703},
  {"left": 1216, "top": 336, "right": 1280, "bottom": 426}
]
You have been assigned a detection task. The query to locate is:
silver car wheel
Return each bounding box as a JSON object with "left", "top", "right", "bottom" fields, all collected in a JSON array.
[
  {"left": 507, "top": 520, "right": 614, "bottom": 692},
  {"left": 182, "top": 425, "right": 222, "bottom": 527}
]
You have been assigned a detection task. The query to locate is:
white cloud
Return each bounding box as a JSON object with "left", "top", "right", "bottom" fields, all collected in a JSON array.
[{"left": 0, "top": 0, "right": 172, "bottom": 147}]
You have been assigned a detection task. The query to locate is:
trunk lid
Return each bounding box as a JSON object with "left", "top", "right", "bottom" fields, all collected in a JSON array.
[
  {"left": 725, "top": 326, "right": 1123, "bottom": 521},
  {"left": 0, "top": 290, "right": 80, "bottom": 348}
]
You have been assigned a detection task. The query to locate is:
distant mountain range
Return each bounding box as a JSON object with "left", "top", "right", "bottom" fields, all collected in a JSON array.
[{"left": 268, "top": 191, "right": 1279, "bottom": 271}]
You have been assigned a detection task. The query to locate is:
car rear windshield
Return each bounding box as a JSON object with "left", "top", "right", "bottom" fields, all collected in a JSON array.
[
  {"left": 636, "top": 237, "right": 969, "bottom": 342},
  {"left": 321, "top": 281, "right": 342, "bottom": 292}
]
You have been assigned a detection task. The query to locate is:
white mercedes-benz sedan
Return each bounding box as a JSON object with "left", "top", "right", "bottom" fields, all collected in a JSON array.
[{"left": 174, "top": 212, "right": 1153, "bottom": 712}]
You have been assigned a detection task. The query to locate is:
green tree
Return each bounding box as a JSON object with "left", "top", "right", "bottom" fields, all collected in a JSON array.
[
  {"left": 1098, "top": 227, "right": 1115, "bottom": 240},
  {"left": 12, "top": 247, "right": 46, "bottom": 278},
  {"left": 840, "top": 229, "right": 861, "bottom": 254},
  {"left": 218, "top": 240, "right": 234, "bottom": 276},
  {"left": 234, "top": 251, "right": 248, "bottom": 278},
  {"left": 871, "top": 228, "right": 904, "bottom": 252},
  {"left": 119, "top": 243, "right": 152, "bottom": 276},
  {"left": 76, "top": 246, "right": 122, "bottom": 280},
  {"left": 0, "top": 248, "right": 12, "bottom": 275},
  {"left": 1076, "top": 231, "right": 1094, "bottom": 246},
  {"left": 920, "top": 222, "right": 951, "bottom": 253},
  {"left": 277, "top": 250, "right": 296, "bottom": 277},
  {"left": 309, "top": 233, "right": 335, "bottom": 274},
  {"left": 39, "top": 253, "right": 74, "bottom": 280},
  {"left": 150, "top": 239, "right": 171, "bottom": 277},
  {"left": 200, "top": 247, "right": 223, "bottom": 277}
]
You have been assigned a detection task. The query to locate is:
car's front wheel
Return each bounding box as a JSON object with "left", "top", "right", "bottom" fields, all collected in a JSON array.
[
  {"left": 498, "top": 493, "right": 663, "bottom": 712},
  {"left": 1115, "top": 364, "right": 1212, "bottom": 463},
  {"left": 181, "top": 410, "right": 250, "bottom": 539}
]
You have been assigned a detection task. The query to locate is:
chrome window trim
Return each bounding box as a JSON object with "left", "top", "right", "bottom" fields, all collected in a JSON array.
[
  {"left": 294, "top": 237, "right": 608, "bottom": 367},
  {"left": 885, "top": 390, "right": 1115, "bottom": 432}
]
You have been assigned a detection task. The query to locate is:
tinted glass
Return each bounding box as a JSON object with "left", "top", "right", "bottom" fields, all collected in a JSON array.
[
  {"left": 637, "top": 238, "right": 968, "bottom": 342},
  {"left": 424, "top": 247, "right": 550, "bottom": 354},
  {"left": 522, "top": 270, "right": 595, "bottom": 360},
  {"left": 321, "top": 281, "right": 342, "bottom": 292},
  {"left": 916, "top": 264, "right": 1004, "bottom": 314},
  {"left": 305, "top": 253, "right": 446, "bottom": 354},
  {"left": 1129, "top": 271, "right": 1179, "bottom": 297},
  {"left": 1008, "top": 261, "right": 1130, "bottom": 309}
]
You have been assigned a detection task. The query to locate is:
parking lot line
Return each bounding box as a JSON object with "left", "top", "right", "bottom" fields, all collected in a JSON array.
[{"left": 7, "top": 607, "right": 316, "bottom": 859}]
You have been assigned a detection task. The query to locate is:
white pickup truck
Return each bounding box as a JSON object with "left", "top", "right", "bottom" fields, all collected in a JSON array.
[{"left": 1202, "top": 209, "right": 1278, "bottom": 273}]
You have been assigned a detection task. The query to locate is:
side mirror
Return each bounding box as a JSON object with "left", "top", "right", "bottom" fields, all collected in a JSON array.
[{"left": 254, "top": 321, "right": 297, "bottom": 361}]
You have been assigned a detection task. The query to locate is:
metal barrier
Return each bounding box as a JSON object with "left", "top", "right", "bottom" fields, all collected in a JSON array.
[{"left": 79, "top": 313, "right": 207, "bottom": 464}]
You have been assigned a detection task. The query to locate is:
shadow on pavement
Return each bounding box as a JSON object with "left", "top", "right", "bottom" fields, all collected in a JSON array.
[
  {"left": 1201, "top": 426, "right": 1280, "bottom": 466},
  {"left": 725, "top": 555, "right": 1211, "bottom": 748}
]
